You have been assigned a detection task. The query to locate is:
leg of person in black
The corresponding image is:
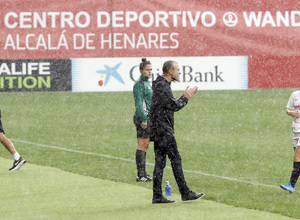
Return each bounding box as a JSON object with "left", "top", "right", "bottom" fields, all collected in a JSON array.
[
  {"left": 167, "top": 135, "right": 190, "bottom": 196},
  {"left": 153, "top": 140, "right": 167, "bottom": 198},
  {"left": 153, "top": 134, "right": 190, "bottom": 199}
]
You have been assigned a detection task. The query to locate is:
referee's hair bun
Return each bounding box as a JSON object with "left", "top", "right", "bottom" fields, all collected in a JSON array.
[{"left": 142, "top": 58, "right": 147, "bottom": 62}]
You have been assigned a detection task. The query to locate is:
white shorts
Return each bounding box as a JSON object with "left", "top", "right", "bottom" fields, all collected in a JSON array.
[
  {"left": 292, "top": 126, "right": 300, "bottom": 148},
  {"left": 292, "top": 138, "right": 300, "bottom": 148}
]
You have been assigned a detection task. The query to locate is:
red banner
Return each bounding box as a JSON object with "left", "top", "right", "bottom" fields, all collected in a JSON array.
[{"left": 0, "top": 0, "right": 299, "bottom": 89}]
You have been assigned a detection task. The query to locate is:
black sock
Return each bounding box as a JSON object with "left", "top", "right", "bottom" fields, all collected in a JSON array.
[
  {"left": 144, "top": 152, "right": 148, "bottom": 176},
  {"left": 290, "top": 162, "right": 300, "bottom": 188},
  {"left": 136, "top": 150, "right": 146, "bottom": 177}
]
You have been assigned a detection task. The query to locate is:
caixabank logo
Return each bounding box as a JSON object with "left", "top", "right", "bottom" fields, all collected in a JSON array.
[
  {"left": 96, "top": 63, "right": 125, "bottom": 87},
  {"left": 71, "top": 56, "right": 248, "bottom": 92},
  {"left": 0, "top": 59, "right": 71, "bottom": 92},
  {"left": 71, "top": 58, "right": 131, "bottom": 92}
]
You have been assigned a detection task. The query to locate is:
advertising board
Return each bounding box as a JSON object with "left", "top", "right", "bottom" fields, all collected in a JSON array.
[
  {"left": 72, "top": 56, "right": 248, "bottom": 92},
  {"left": 0, "top": 0, "right": 298, "bottom": 91},
  {"left": 0, "top": 59, "right": 71, "bottom": 92}
]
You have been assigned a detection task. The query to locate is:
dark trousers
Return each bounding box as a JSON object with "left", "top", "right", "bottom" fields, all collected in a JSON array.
[{"left": 152, "top": 134, "right": 190, "bottom": 198}]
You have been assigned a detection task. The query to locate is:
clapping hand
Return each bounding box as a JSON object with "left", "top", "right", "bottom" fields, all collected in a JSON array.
[{"left": 183, "top": 86, "right": 198, "bottom": 100}]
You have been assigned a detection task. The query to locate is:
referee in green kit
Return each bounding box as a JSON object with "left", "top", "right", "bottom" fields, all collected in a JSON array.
[{"left": 133, "top": 58, "right": 153, "bottom": 182}]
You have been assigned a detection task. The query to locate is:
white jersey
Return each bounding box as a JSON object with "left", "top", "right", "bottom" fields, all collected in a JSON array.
[{"left": 286, "top": 90, "right": 300, "bottom": 133}]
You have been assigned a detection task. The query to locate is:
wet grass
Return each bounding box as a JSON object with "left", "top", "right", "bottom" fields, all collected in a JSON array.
[
  {"left": 1, "top": 158, "right": 293, "bottom": 220},
  {"left": 0, "top": 89, "right": 299, "bottom": 219}
]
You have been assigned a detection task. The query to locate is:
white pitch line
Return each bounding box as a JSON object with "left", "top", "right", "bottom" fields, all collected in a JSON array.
[
  {"left": 183, "top": 169, "right": 278, "bottom": 189},
  {"left": 11, "top": 138, "right": 279, "bottom": 190},
  {"left": 11, "top": 139, "right": 134, "bottom": 163}
]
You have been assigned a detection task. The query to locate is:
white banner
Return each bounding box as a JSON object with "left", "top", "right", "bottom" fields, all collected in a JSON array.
[{"left": 71, "top": 56, "right": 248, "bottom": 92}]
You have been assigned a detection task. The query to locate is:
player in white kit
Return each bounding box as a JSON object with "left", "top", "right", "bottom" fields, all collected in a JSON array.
[{"left": 280, "top": 90, "right": 300, "bottom": 193}]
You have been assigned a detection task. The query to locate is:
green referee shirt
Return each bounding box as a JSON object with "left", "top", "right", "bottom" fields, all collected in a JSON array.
[{"left": 133, "top": 75, "right": 152, "bottom": 123}]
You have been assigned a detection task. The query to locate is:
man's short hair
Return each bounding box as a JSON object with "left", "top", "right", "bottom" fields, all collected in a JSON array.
[{"left": 162, "top": 60, "right": 176, "bottom": 74}]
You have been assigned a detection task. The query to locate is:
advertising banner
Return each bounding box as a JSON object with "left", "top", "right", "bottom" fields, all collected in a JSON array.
[
  {"left": 0, "top": 59, "right": 71, "bottom": 92},
  {"left": 0, "top": 0, "right": 298, "bottom": 90},
  {"left": 72, "top": 56, "right": 248, "bottom": 92}
]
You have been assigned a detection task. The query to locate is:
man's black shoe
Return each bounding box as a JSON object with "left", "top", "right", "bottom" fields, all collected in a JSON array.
[
  {"left": 182, "top": 191, "right": 205, "bottom": 202},
  {"left": 152, "top": 196, "right": 175, "bottom": 204}
]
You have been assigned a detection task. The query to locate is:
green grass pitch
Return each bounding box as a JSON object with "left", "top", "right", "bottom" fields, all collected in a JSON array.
[{"left": 0, "top": 89, "right": 299, "bottom": 219}]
